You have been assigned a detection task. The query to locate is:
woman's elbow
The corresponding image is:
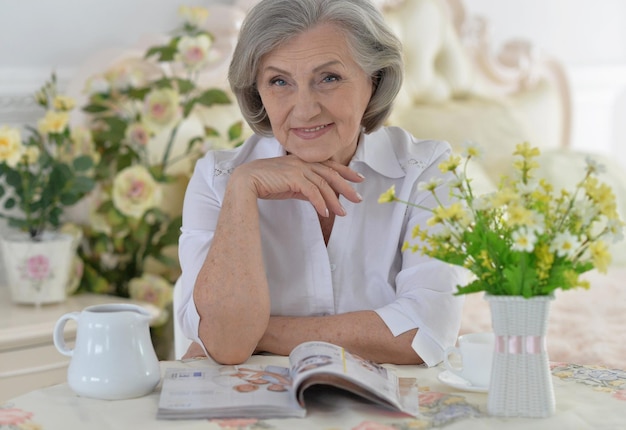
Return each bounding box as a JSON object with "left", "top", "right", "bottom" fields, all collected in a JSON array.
[{"left": 209, "top": 347, "right": 254, "bottom": 365}]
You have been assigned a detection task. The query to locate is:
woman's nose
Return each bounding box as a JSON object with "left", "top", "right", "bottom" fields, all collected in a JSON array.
[{"left": 292, "top": 87, "right": 321, "bottom": 120}]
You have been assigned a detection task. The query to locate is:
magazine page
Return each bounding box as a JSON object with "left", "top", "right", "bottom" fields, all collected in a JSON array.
[
  {"left": 288, "top": 341, "right": 419, "bottom": 416},
  {"left": 157, "top": 365, "right": 305, "bottom": 420}
]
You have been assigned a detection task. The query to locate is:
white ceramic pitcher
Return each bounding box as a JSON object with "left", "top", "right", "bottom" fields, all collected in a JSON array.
[{"left": 53, "top": 303, "right": 161, "bottom": 400}]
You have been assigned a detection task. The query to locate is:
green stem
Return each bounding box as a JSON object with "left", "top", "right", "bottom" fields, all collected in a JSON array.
[{"left": 160, "top": 124, "right": 180, "bottom": 177}]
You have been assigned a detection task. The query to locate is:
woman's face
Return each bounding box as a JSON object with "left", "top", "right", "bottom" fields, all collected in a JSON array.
[{"left": 257, "top": 23, "right": 373, "bottom": 165}]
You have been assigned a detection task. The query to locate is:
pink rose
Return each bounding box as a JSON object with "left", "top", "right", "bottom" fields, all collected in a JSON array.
[{"left": 25, "top": 255, "right": 51, "bottom": 280}]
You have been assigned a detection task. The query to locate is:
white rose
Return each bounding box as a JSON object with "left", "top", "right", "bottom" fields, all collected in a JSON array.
[
  {"left": 128, "top": 273, "right": 173, "bottom": 310},
  {"left": 112, "top": 165, "right": 162, "bottom": 218},
  {"left": 176, "top": 35, "right": 213, "bottom": 71},
  {"left": 142, "top": 88, "right": 182, "bottom": 134}
]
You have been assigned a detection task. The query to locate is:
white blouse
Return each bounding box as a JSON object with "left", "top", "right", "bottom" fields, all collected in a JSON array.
[{"left": 177, "top": 126, "right": 466, "bottom": 366}]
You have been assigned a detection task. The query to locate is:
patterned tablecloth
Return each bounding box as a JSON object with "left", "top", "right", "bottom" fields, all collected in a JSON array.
[{"left": 2, "top": 356, "right": 625, "bottom": 430}]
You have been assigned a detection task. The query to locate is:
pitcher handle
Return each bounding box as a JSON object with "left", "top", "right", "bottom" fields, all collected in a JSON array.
[
  {"left": 53, "top": 311, "right": 80, "bottom": 357},
  {"left": 443, "top": 345, "right": 463, "bottom": 377}
]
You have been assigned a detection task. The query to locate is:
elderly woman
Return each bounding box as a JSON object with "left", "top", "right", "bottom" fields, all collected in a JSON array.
[{"left": 177, "top": 0, "right": 465, "bottom": 366}]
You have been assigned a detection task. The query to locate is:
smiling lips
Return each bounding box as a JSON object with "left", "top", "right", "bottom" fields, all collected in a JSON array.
[
  {"left": 302, "top": 124, "right": 328, "bottom": 132},
  {"left": 293, "top": 123, "right": 332, "bottom": 138}
]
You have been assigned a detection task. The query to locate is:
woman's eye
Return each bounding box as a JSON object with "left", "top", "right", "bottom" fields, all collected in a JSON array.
[
  {"left": 322, "top": 75, "right": 340, "bottom": 83},
  {"left": 270, "top": 78, "right": 287, "bottom": 87}
]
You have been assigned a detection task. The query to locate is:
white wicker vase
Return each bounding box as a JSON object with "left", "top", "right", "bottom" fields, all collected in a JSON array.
[{"left": 486, "top": 294, "right": 556, "bottom": 418}]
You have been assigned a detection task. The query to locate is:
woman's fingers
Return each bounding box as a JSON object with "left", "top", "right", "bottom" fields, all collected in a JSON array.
[
  {"left": 314, "top": 162, "right": 364, "bottom": 204},
  {"left": 239, "top": 156, "right": 364, "bottom": 217}
]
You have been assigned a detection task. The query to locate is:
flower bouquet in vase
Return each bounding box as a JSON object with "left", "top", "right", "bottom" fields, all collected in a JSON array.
[
  {"left": 0, "top": 75, "right": 97, "bottom": 305},
  {"left": 380, "top": 142, "right": 624, "bottom": 417}
]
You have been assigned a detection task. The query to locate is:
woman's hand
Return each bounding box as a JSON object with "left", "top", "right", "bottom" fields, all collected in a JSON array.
[{"left": 232, "top": 155, "right": 364, "bottom": 217}]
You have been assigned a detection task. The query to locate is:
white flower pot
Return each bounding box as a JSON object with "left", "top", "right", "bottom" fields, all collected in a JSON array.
[{"left": 0, "top": 231, "right": 74, "bottom": 305}]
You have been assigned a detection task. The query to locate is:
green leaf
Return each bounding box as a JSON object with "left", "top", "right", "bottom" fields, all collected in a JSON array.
[
  {"left": 4, "top": 169, "right": 21, "bottom": 188},
  {"left": 73, "top": 155, "right": 94, "bottom": 171},
  {"left": 174, "top": 78, "right": 195, "bottom": 94},
  {"left": 455, "top": 279, "right": 488, "bottom": 295},
  {"left": 127, "top": 87, "right": 151, "bottom": 100},
  {"left": 186, "top": 136, "right": 204, "bottom": 154},
  {"left": 3, "top": 197, "right": 16, "bottom": 210},
  {"left": 83, "top": 103, "right": 109, "bottom": 113},
  {"left": 183, "top": 99, "right": 197, "bottom": 118},
  {"left": 228, "top": 121, "right": 243, "bottom": 141},
  {"left": 204, "top": 126, "right": 220, "bottom": 137},
  {"left": 145, "top": 45, "right": 177, "bottom": 62},
  {"left": 60, "top": 192, "right": 79, "bottom": 206},
  {"left": 196, "top": 89, "right": 230, "bottom": 107},
  {"left": 71, "top": 176, "right": 96, "bottom": 194}
]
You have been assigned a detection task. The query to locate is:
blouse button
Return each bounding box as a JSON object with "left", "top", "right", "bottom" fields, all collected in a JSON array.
[{"left": 329, "top": 264, "right": 337, "bottom": 272}]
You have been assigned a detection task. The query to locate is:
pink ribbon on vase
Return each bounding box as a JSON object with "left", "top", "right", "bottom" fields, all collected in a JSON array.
[{"left": 495, "top": 335, "right": 546, "bottom": 354}]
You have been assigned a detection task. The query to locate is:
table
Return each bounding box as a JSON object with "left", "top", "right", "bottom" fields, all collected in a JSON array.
[
  {"left": 2, "top": 355, "right": 625, "bottom": 429},
  {"left": 0, "top": 286, "right": 161, "bottom": 402}
]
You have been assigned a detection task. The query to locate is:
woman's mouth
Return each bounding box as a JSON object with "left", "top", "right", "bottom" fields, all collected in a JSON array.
[
  {"left": 293, "top": 123, "right": 332, "bottom": 139},
  {"left": 302, "top": 124, "right": 328, "bottom": 132}
]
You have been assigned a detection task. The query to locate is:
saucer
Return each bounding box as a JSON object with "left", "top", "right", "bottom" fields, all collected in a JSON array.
[{"left": 437, "top": 370, "right": 488, "bottom": 393}]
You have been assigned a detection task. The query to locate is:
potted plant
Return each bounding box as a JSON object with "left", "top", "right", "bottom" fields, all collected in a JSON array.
[
  {"left": 379, "top": 142, "right": 624, "bottom": 417},
  {"left": 0, "top": 74, "right": 97, "bottom": 305}
]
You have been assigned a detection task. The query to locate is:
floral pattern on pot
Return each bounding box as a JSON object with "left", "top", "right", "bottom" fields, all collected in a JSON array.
[{"left": 20, "top": 254, "right": 53, "bottom": 292}]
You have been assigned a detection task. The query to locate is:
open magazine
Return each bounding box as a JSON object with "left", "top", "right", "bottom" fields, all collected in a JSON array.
[{"left": 157, "top": 341, "right": 420, "bottom": 420}]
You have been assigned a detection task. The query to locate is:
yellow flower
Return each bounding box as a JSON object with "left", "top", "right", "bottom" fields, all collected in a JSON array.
[
  {"left": 378, "top": 185, "right": 396, "bottom": 203},
  {"left": 53, "top": 95, "right": 76, "bottom": 111},
  {"left": 534, "top": 243, "right": 554, "bottom": 281},
  {"left": 142, "top": 88, "right": 182, "bottom": 133},
  {"left": 462, "top": 141, "right": 483, "bottom": 159},
  {"left": 514, "top": 142, "right": 541, "bottom": 159},
  {"left": 490, "top": 187, "right": 520, "bottom": 207},
  {"left": 428, "top": 202, "right": 468, "bottom": 227},
  {"left": 478, "top": 249, "right": 493, "bottom": 269},
  {"left": 38, "top": 110, "right": 69, "bottom": 134},
  {"left": 506, "top": 204, "right": 534, "bottom": 227},
  {"left": 23, "top": 146, "right": 40, "bottom": 164},
  {"left": 438, "top": 154, "right": 462, "bottom": 173},
  {"left": 112, "top": 165, "right": 162, "bottom": 218},
  {"left": 0, "top": 125, "right": 22, "bottom": 166},
  {"left": 589, "top": 240, "right": 611, "bottom": 273},
  {"left": 70, "top": 126, "right": 100, "bottom": 163},
  {"left": 178, "top": 5, "right": 209, "bottom": 26},
  {"left": 418, "top": 177, "right": 443, "bottom": 192}
]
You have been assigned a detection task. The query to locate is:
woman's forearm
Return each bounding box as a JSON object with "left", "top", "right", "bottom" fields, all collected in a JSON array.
[
  {"left": 193, "top": 172, "right": 270, "bottom": 364},
  {"left": 257, "top": 311, "right": 423, "bottom": 365}
]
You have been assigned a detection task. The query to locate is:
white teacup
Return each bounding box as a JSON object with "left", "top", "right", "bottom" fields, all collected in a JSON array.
[{"left": 444, "top": 332, "right": 494, "bottom": 387}]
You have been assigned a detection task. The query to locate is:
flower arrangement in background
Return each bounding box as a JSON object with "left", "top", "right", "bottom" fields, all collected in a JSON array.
[
  {"left": 379, "top": 142, "right": 624, "bottom": 298},
  {"left": 0, "top": 75, "right": 97, "bottom": 240},
  {"left": 73, "top": 5, "right": 247, "bottom": 335}
]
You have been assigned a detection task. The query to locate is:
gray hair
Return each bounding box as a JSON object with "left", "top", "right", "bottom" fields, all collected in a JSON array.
[{"left": 228, "top": 0, "right": 404, "bottom": 136}]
